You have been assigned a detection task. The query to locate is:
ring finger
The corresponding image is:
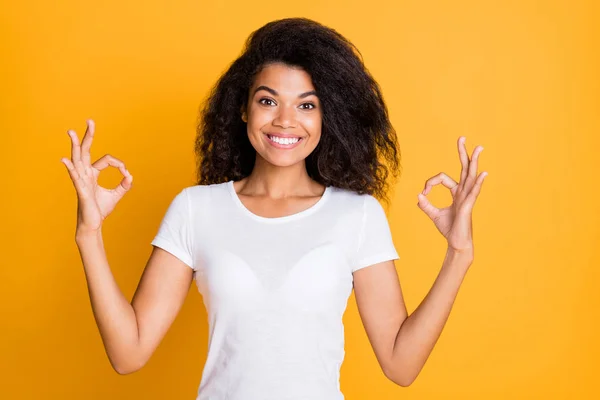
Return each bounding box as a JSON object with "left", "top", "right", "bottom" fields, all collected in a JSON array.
[{"left": 463, "top": 146, "right": 484, "bottom": 195}]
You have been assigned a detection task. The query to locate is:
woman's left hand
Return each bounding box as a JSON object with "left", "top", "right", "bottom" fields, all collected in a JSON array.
[{"left": 417, "top": 136, "right": 487, "bottom": 261}]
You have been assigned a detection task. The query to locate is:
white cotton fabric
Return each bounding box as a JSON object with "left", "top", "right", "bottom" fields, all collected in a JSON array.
[{"left": 151, "top": 180, "right": 400, "bottom": 400}]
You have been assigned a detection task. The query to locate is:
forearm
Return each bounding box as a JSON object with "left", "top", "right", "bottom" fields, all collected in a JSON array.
[
  {"left": 75, "top": 230, "right": 141, "bottom": 374},
  {"left": 389, "top": 248, "right": 472, "bottom": 386}
]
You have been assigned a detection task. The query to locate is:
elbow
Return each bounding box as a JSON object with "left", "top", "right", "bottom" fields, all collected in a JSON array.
[
  {"left": 110, "top": 355, "right": 146, "bottom": 375},
  {"left": 383, "top": 366, "right": 415, "bottom": 388},
  {"left": 114, "top": 366, "right": 131, "bottom": 375},
  {"left": 396, "top": 377, "right": 414, "bottom": 388},
  {"left": 388, "top": 374, "right": 413, "bottom": 388},
  {"left": 388, "top": 372, "right": 414, "bottom": 387},
  {"left": 113, "top": 362, "right": 143, "bottom": 375},
  {"left": 114, "top": 364, "right": 139, "bottom": 375}
]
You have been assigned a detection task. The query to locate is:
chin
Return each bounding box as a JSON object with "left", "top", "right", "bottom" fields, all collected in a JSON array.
[{"left": 257, "top": 152, "right": 308, "bottom": 168}]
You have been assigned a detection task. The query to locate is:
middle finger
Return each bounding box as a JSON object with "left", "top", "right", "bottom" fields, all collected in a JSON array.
[
  {"left": 457, "top": 136, "right": 470, "bottom": 192},
  {"left": 80, "top": 119, "right": 95, "bottom": 169},
  {"left": 67, "top": 129, "right": 86, "bottom": 176}
]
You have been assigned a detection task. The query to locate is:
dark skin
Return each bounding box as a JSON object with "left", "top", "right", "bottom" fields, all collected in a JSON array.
[
  {"left": 236, "top": 62, "right": 325, "bottom": 217},
  {"left": 61, "top": 61, "right": 487, "bottom": 383},
  {"left": 58, "top": 62, "right": 329, "bottom": 375}
]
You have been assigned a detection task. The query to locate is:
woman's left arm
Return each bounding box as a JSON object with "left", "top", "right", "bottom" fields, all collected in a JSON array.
[
  {"left": 390, "top": 249, "right": 472, "bottom": 386},
  {"left": 354, "top": 136, "right": 487, "bottom": 387}
]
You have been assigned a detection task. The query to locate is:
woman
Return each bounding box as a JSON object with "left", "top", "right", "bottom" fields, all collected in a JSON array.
[{"left": 61, "top": 17, "right": 486, "bottom": 400}]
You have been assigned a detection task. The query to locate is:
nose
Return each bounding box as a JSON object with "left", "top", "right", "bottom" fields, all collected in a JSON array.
[{"left": 273, "top": 104, "right": 297, "bottom": 129}]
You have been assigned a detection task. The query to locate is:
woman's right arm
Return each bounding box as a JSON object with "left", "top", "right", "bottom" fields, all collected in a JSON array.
[
  {"left": 63, "top": 119, "right": 193, "bottom": 374},
  {"left": 76, "top": 230, "right": 193, "bottom": 375}
]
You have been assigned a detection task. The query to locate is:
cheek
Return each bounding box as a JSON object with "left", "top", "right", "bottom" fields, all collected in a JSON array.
[
  {"left": 247, "top": 108, "right": 272, "bottom": 131},
  {"left": 301, "top": 113, "right": 322, "bottom": 136}
]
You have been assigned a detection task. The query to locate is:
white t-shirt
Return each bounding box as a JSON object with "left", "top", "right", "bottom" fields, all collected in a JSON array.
[{"left": 151, "top": 180, "right": 400, "bottom": 400}]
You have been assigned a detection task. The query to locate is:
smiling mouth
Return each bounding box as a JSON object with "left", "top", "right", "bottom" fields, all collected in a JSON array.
[{"left": 265, "top": 134, "right": 304, "bottom": 148}]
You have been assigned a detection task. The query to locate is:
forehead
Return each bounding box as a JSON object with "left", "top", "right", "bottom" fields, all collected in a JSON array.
[{"left": 251, "top": 63, "right": 315, "bottom": 93}]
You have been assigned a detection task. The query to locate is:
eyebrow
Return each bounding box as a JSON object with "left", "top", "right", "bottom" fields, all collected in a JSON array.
[{"left": 253, "top": 85, "right": 318, "bottom": 99}]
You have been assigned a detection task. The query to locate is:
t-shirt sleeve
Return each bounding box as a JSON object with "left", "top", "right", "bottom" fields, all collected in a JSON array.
[
  {"left": 352, "top": 194, "right": 400, "bottom": 273},
  {"left": 151, "top": 188, "right": 194, "bottom": 269}
]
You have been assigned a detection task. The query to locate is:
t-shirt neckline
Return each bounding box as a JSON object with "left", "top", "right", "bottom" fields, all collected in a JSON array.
[{"left": 226, "top": 180, "right": 331, "bottom": 223}]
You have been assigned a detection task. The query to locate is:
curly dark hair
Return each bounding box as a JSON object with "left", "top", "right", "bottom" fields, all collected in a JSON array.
[{"left": 195, "top": 17, "right": 401, "bottom": 204}]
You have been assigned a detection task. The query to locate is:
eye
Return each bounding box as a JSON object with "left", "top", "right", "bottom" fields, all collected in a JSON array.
[
  {"left": 300, "top": 102, "right": 316, "bottom": 110},
  {"left": 258, "top": 98, "right": 276, "bottom": 106}
]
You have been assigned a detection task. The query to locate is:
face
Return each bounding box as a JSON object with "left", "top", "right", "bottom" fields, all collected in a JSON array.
[{"left": 242, "top": 63, "right": 322, "bottom": 167}]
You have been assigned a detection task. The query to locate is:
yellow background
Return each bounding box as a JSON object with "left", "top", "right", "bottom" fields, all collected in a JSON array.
[{"left": 1, "top": 0, "right": 598, "bottom": 398}]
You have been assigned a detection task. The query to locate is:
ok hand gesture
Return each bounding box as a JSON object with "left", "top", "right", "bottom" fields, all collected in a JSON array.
[
  {"left": 417, "top": 137, "right": 487, "bottom": 261},
  {"left": 61, "top": 120, "right": 133, "bottom": 236}
]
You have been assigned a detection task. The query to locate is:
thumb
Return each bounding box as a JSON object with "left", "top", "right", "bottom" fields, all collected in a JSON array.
[
  {"left": 417, "top": 193, "right": 438, "bottom": 219},
  {"left": 113, "top": 171, "right": 133, "bottom": 199}
]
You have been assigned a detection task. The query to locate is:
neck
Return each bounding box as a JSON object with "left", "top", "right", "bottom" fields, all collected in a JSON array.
[{"left": 239, "top": 156, "right": 318, "bottom": 199}]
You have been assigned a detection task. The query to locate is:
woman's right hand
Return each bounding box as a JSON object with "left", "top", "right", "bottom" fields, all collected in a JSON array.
[{"left": 61, "top": 119, "right": 133, "bottom": 236}]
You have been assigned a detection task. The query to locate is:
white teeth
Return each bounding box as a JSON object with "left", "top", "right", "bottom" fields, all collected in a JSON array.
[{"left": 269, "top": 135, "right": 300, "bottom": 145}]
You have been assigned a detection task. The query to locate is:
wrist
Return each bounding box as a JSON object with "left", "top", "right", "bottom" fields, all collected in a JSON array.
[
  {"left": 75, "top": 227, "right": 103, "bottom": 243},
  {"left": 444, "top": 247, "right": 473, "bottom": 270}
]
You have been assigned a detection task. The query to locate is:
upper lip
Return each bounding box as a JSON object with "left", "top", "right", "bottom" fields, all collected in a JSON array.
[{"left": 265, "top": 132, "right": 303, "bottom": 139}]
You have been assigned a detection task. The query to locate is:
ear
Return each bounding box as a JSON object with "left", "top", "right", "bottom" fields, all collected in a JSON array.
[{"left": 240, "top": 105, "right": 247, "bottom": 123}]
